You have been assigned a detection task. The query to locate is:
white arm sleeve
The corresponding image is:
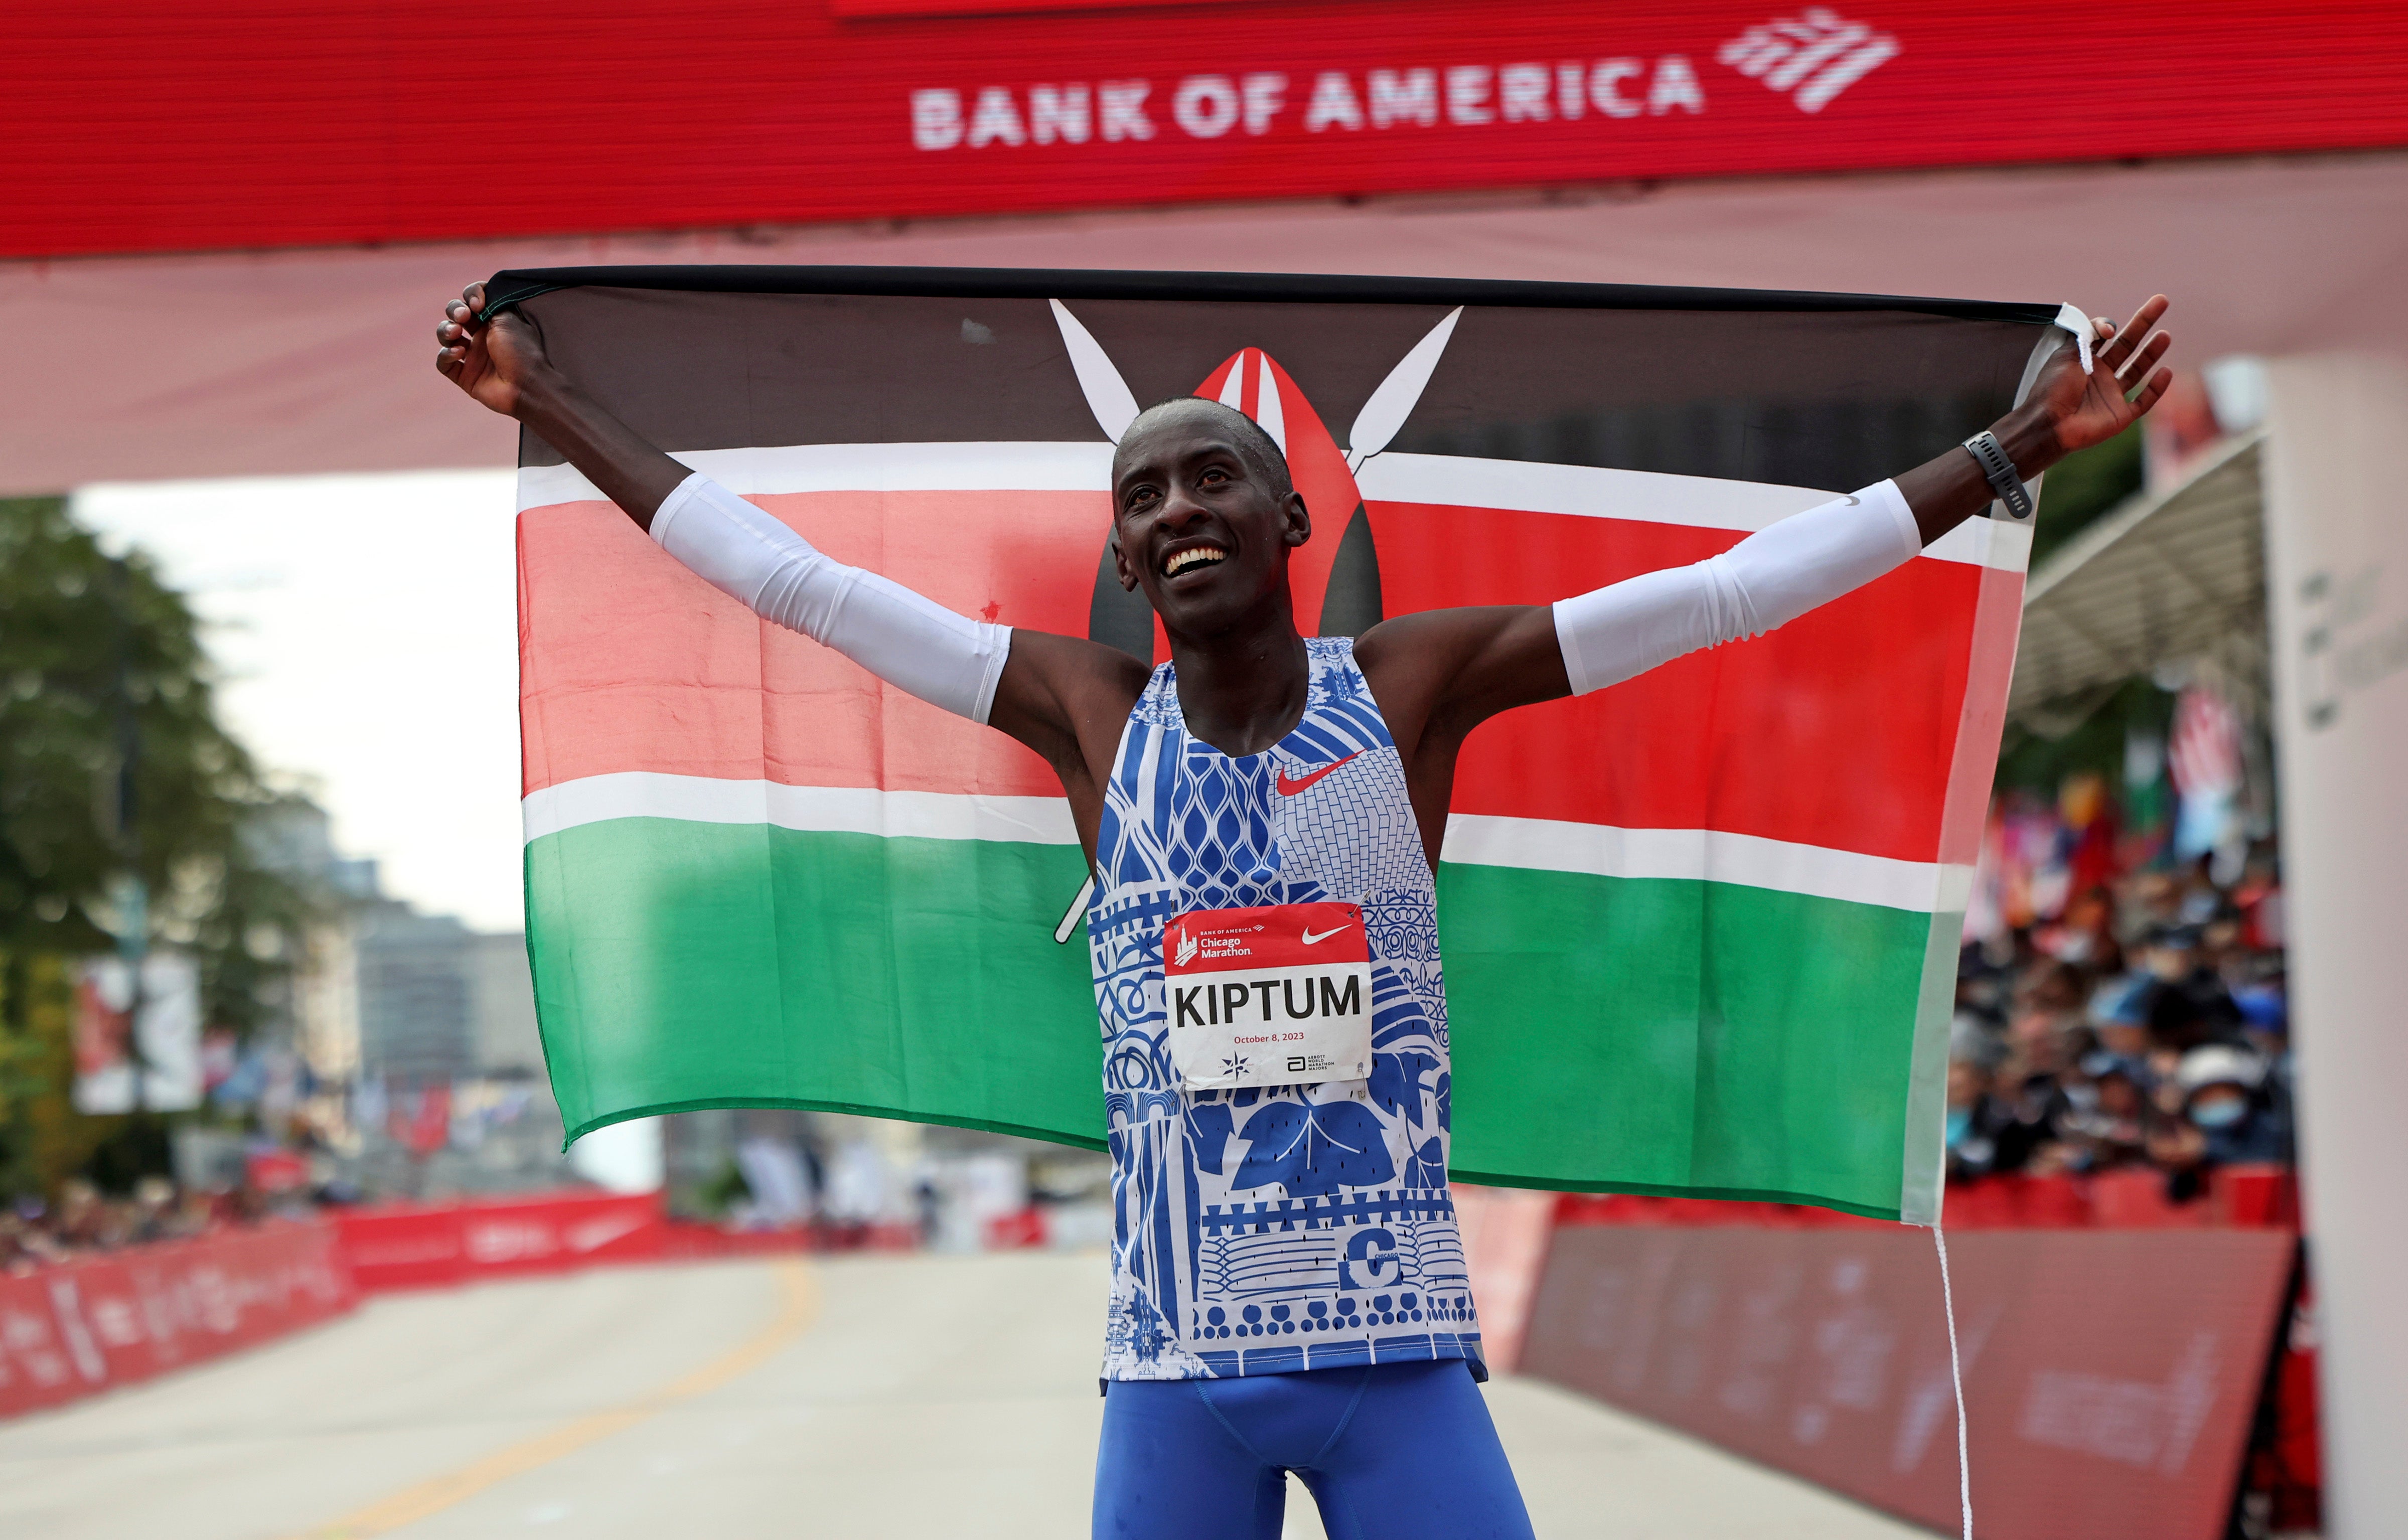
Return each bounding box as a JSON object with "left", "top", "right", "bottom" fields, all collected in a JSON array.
[
  {"left": 1552, "top": 480, "right": 1921, "bottom": 695},
  {"left": 649, "top": 472, "right": 1012, "bottom": 724}
]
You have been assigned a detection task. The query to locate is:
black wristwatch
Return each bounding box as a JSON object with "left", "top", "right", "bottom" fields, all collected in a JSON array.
[{"left": 1961, "top": 429, "right": 2035, "bottom": 520}]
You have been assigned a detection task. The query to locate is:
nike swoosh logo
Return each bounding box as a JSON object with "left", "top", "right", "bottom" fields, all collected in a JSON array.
[
  {"left": 1301, "top": 924, "right": 1352, "bottom": 946},
  {"left": 563, "top": 1214, "right": 649, "bottom": 1253},
  {"left": 1276, "top": 752, "right": 1361, "bottom": 796}
]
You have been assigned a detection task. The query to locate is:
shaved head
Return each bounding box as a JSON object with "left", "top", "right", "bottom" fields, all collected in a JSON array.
[{"left": 1113, "top": 397, "right": 1294, "bottom": 502}]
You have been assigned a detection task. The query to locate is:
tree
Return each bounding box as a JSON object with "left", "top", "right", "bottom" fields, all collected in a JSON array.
[{"left": 0, "top": 496, "right": 322, "bottom": 1195}]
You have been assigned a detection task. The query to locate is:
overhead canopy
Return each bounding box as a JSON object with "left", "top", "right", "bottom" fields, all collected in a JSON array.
[
  {"left": 5, "top": 152, "right": 2405, "bottom": 495},
  {"left": 2009, "top": 430, "right": 2266, "bottom": 729}
]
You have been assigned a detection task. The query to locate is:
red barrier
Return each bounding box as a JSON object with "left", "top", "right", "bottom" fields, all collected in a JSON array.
[
  {"left": 1522, "top": 1225, "right": 2296, "bottom": 1540},
  {"left": 1556, "top": 1166, "right": 2301, "bottom": 1232},
  {"left": 0, "top": 1220, "right": 356, "bottom": 1421},
  {"left": 2254, "top": 1281, "right": 2323, "bottom": 1531},
  {"left": 1454, "top": 1185, "right": 1558, "bottom": 1375},
  {"left": 333, "top": 1190, "right": 672, "bottom": 1291},
  {"left": 983, "top": 1208, "right": 1046, "bottom": 1251}
]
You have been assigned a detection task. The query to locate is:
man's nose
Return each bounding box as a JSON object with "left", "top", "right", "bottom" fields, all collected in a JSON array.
[{"left": 1156, "top": 485, "right": 1212, "bottom": 530}]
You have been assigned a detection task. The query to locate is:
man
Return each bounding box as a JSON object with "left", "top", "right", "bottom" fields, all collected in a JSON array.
[
  {"left": 438, "top": 281, "right": 2171, "bottom": 1538},
  {"left": 2159, "top": 1043, "right": 2292, "bottom": 1169}
]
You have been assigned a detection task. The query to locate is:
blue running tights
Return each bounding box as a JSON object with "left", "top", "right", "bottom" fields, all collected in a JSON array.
[{"left": 1093, "top": 1359, "right": 1536, "bottom": 1539}]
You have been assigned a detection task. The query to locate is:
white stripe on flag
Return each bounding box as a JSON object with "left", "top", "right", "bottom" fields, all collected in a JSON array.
[
  {"left": 1356, "top": 452, "right": 2030, "bottom": 572},
  {"left": 517, "top": 442, "right": 2029, "bottom": 571},
  {"left": 1442, "top": 813, "right": 1977, "bottom": 914},
  {"left": 523, "top": 773, "right": 1970, "bottom": 913},
  {"left": 522, "top": 772, "right": 1080, "bottom": 846},
  {"left": 517, "top": 442, "right": 1116, "bottom": 512}
]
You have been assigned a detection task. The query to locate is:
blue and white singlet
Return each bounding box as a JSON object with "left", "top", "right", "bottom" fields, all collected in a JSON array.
[{"left": 1087, "top": 637, "right": 1481, "bottom": 1382}]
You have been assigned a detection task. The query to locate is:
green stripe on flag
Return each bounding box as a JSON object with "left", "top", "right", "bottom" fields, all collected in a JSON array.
[
  {"left": 528, "top": 817, "right": 1952, "bottom": 1220},
  {"left": 1437, "top": 863, "right": 1941, "bottom": 1221},
  {"left": 526, "top": 818, "right": 1102, "bottom": 1148}
]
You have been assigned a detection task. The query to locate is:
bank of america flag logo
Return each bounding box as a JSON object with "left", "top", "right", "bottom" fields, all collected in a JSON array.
[{"left": 1719, "top": 9, "right": 1899, "bottom": 113}]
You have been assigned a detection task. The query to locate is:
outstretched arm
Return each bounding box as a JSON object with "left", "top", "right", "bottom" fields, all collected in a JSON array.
[
  {"left": 1361, "top": 296, "right": 2176, "bottom": 753},
  {"left": 435, "top": 284, "right": 1146, "bottom": 842}
]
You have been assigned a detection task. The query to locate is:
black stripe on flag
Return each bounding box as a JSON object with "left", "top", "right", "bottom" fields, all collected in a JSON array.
[{"left": 501, "top": 268, "right": 2048, "bottom": 493}]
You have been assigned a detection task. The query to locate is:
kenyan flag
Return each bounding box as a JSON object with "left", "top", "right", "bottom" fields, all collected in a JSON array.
[{"left": 502, "top": 268, "right": 2053, "bottom": 1224}]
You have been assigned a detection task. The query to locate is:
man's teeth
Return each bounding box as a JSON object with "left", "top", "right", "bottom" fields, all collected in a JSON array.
[{"left": 1165, "top": 547, "right": 1228, "bottom": 575}]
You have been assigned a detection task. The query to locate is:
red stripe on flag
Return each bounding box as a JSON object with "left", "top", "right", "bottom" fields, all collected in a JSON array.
[
  {"left": 518, "top": 491, "right": 1101, "bottom": 799},
  {"left": 521, "top": 486, "right": 2008, "bottom": 868},
  {"left": 1372, "top": 500, "right": 1991, "bottom": 864}
]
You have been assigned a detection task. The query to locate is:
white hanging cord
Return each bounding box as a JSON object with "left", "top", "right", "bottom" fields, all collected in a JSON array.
[{"left": 1933, "top": 1224, "right": 1971, "bottom": 1540}]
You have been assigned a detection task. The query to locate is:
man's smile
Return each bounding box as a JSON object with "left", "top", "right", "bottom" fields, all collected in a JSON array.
[{"left": 1162, "top": 542, "right": 1231, "bottom": 578}]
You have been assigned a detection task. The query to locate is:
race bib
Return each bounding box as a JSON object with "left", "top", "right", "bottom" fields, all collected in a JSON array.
[{"left": 1164, "top": 902, "right": 1374, "bottom": 1090}]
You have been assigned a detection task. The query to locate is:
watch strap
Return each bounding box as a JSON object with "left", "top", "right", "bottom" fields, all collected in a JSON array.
[{"left": 1962, "top": 429, "right": 2035, "bottom": 520}]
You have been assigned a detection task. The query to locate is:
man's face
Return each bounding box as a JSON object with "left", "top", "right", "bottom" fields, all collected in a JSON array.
[
  {"left": 1945, "top": 1061, "right": 1987, "bottom": 1108},
  {"left": 2146, "top": 943, "right": 2195, "bottom": 981},
  {"left": 2188, "top": 1085, "right": 2250, "bottom": 1130},
  {"left": 2098, "top": 1021, "right": 2149, "bottom": 1057},
  {"left": 1110, "top": 402, "right": 1309, "bottom": 638}
]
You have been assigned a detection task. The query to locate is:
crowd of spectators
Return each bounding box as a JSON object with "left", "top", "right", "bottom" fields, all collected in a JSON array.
[
  {"left": 1948, "top": 848, "right": 2292, "bottom": 1195},
  {"left": 0, "top": 1176, "right": 235, "bottom": 1275}
]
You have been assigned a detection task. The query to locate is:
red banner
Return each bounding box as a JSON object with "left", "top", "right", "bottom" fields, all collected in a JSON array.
[
  {"left": 1453, "top": 1185, "right": 1557, "bottom": 1375},
  {"left": 1521, "top": 1225, "right": 2295, "bottom": 1540},
  {"left": 1557, "top": 1163, "right": 2303, "bottom": 1231},
  {"left": 0, "top": 1221, "right": 357, "bottom": 1421},
  {"left": 333, "top": 1190, "right": 672, "bottom": 1291},
  {"left": 5, "top": 2, "right": 2404, "bottom": 258}
]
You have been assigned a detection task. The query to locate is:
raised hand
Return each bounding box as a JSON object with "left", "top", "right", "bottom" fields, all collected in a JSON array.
[
  {"left": 2027, "top": 294, "right": 2174, "bottom": 458},
  {"left": 432, "top": 280, "right": 692, "bottom": 525},
  {"left": 434, "top": 282, "right": 553, "bottom": 419}
]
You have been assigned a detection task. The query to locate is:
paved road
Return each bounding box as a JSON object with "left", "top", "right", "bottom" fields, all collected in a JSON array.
[{"left": 0, "top": 1252, "right": 1934, "bottom": 1538}]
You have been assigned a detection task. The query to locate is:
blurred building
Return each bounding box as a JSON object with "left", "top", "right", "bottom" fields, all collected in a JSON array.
[
  {"left": 469, "top": 932, "right": 543, "bottom": 1075},
  {"left": 258, "top": 802, "right": 541, "bottom": 1088},
  {"left": 349, "top": 904, "right": 545, "bottom": 1086},
  {"left": 353, "top": 905, "right": 477, "bottom": 1087}
]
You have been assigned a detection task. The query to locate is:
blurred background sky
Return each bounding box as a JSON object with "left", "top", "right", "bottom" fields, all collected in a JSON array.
[{"left": 74, "top": 473, "right": 525, "bottom": 930}]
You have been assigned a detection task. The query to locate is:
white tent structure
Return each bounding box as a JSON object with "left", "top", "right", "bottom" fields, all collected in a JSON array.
[{"left": 2011, "top": 430, "right": 2268, "bottom": 732}]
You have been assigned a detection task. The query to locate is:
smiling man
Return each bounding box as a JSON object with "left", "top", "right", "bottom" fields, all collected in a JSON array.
[{"left": 438, "top": 281, "right": 2170, "bottom": 1539}]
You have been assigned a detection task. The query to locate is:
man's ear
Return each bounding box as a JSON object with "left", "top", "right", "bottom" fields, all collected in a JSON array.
[
  {"left": 1110, "top": 528, "right": 1139, "bottom": 592},
  {"left": 1282, "top": 491, "right": 1312, "bottom": 548}
]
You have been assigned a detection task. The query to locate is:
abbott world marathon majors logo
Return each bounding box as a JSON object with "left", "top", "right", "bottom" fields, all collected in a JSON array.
[{"left": 907, "top": 11, "right": 1897, "bottom": 151}]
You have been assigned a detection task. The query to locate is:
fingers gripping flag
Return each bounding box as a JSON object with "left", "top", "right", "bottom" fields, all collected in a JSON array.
[{"left": 505, "top": 267, "right": 2056, "bottom": 1223}]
